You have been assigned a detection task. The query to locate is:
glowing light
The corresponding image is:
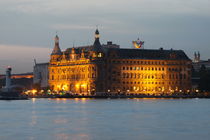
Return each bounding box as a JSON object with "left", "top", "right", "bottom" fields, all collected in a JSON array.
[
  {"left": 32, "top": 89, "right": 37, "bottom": 95},
  {"left": 62, "top": 84, "right": 68, "bottom": 91},
  {"left": 98, "top": 53, "right": 102, "bottom": 57},
  {"left": 76, "top": 84, "right": 79, "bottom": 89},
  {"left": 81, "top": 83, "right": 87, "bottom": 88}
]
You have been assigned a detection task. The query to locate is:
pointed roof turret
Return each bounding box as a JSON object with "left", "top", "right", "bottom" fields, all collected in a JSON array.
[
  {"left": 95, "top": 29, "right": 100, "bottom": 39},
  {"left": 81, "top": 49, "right": 85, "bottom": 58},
  {"left": 51, "top": 34, "right": 62, "bottom": 55},
  {"left": 71, "top": 47, "right": 75, "bottom": 54},
  {"left": 92, "top": 29, "right": 103, "bottom": 52},
  {"left": 198, "top": 51, "right": 200, "bottom": 57}
]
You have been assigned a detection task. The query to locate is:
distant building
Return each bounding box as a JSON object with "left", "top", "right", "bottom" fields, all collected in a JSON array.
[
  {"left": 33, "top": 63, "right": 49, "bottom": 88},
  {"left": 0, "top": 73, "right": 33, "bottom": 79},
  {"left": 48, "top": 29, "right": 192, "bottom": 95},
  {"left": 0, "top": 72, "right": 33, "bottom": 89},
  {"left": 193, "top": 60, "right": 210, "bottom": 71},
  {"left": 193, "top": 52, "right": 200, "bottom": 63},
  {"left": 192, "top": 52, "right": 210, "bottom": 72},
  {"left": 11, "top": 73, "right": 33, "bottom": 79},
  {"left": 192, "top": 52, "right": 210, "bottom": 90}
]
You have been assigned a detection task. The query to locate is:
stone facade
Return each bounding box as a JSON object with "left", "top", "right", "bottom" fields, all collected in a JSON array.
[{"left": 48, "top": 29, "right": 192, "bottom": 95}]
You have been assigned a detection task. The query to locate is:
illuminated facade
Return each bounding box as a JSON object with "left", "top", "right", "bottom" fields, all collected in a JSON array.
[{"left": 48, "top": 29, "right": 192, "bottom": 95}]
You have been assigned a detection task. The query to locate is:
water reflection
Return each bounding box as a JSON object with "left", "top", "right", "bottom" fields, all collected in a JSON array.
[
  {"left": 74, "top": 98, "right": 89, "bottom": 104},
  {"left": 48, "top": 98, "right": 68, "bottom": 104},
  {"left": 81, "top": 98, "right": 87, "bottom": 104},
  {"left": 29, "top": 110, "right": 37, "bottom": 126},
  {"left": 47, "top": 98, "right": 91, "bottom": 104},
  {"left": 31, "top": 98, "right": 36, "bottom": 104},
  {"left": 55, "top": 133, "right": 69, "bottom": 140},
  {"left": 53, "top": 118, "right": 68, "bottom": 124},
  {"left": 55, "top": 133, "right": 90, "bottom": 140}
]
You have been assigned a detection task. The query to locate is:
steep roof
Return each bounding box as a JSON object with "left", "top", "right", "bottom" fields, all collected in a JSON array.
[
  {"left": 91, "top": 29, "right": 103, "bottom": 52},
  {"left": 51, "top": 35, "right": 62, "bottom": 55},
  {"left": 106, "top": 48, "right": 191, "bottom": 60}
]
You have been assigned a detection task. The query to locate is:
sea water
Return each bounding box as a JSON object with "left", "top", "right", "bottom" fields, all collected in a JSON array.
[{"left": 0, "top": 98, "right": 210, "bottom": 140}]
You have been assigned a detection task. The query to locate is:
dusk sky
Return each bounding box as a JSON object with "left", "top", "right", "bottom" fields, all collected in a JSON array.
[{"left": 0, "top": 0, "right": 209, "bottom": 74}]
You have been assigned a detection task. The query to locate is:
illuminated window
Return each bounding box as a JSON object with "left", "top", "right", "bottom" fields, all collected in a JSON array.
[{"left": 98, "top": 53, "right": 102, "bottom": 57}]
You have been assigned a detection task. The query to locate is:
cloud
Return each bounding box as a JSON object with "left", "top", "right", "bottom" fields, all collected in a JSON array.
[
  {"left": 0, "top": 0, "right": 210, "bottom": 73},
  {"left": 1, "top": 0, "right": 209, "bottom": 17},
  {"left": 51, "top": 24, "right": 95, "bottom": 30}
]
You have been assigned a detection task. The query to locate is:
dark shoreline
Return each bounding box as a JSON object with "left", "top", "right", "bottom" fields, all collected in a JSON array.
[
  {"left": 1, "top": 92, "right": 210, "bottom": 100},
  {"left": 28, "top": 94, "right": 210, "bottom": 99}
]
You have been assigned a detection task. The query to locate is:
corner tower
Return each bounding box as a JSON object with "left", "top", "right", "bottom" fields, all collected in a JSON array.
[
  {"left": 51, "top": 34, "right": 62, "bottom": 62},
  {"left": 91, "top": 29, "right": 104, "bottom": 58}
]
